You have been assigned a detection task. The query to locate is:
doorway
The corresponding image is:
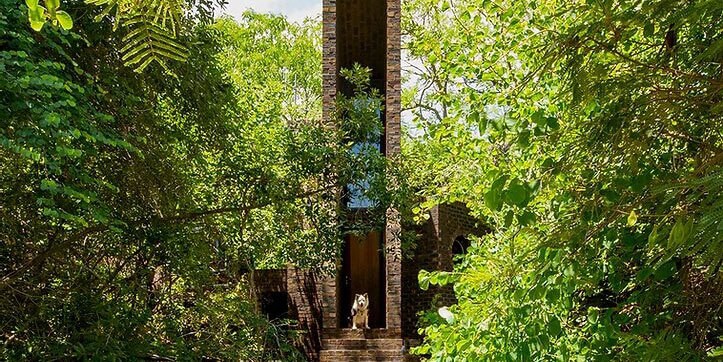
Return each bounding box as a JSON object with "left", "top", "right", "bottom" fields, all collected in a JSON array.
[{"left": 340, "top": 230, "right": 386, "bottom": 328}]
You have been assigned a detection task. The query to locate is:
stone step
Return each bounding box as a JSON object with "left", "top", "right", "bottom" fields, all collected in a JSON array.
[
  {"left": 322, "top": 338, "right": 404, "bottom": 350},
  {"left": 319, "top": 349, "right": 405, "bottom": 362}
]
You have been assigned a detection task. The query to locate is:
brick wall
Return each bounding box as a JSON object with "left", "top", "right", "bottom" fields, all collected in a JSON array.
[
  {"left": 401, "top": 203, "right": 487, "bottom": 339},
  {"left": 336, "top": 0, "right": 387, "bottom": 86},
  {"left": 385, "top": 0, "right": 403, "bottom": 332},
  {"left": 253, "top": 268, "right": 324, "bottom": 360}
]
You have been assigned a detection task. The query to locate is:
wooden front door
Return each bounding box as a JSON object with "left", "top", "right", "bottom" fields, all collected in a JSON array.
[{"left": 341, "top": 231, "right": 386, "bottom": 328}]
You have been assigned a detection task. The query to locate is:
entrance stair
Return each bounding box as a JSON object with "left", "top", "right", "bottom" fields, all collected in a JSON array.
[{"left": 320, "top": 329, "right": 407, "bottom": 362}]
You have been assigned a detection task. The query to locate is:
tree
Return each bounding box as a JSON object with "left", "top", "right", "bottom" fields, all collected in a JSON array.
[
  {"left": 403, "top": 0, "right": 722, "bottom": 359},
  {"left": 1, "top": 0, "right": 381, "bottom": 359}
]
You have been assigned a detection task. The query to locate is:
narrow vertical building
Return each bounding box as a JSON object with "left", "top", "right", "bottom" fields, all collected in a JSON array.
[{"left": 252, "top": 1, "right": 484, "bottom": 360}]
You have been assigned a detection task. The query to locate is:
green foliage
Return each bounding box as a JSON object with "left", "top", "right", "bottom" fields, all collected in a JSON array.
[
  {"left": 402, "top": 0, "right": 722, "bottom": 359},
  {"left": 1, "top": 1, "right": 380, "bottom": 359},
  {"left": 86, "top": 0, "right": 191, "bottom": 71},
  {"left": 23, "top": 0, "right": 221, "bottom": 71},
  {"left": 25, "top": 0, "right": 73, "bottom": 31}
]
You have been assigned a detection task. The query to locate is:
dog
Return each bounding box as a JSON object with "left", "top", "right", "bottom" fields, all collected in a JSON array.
[{"left": 351, "top": 293, "right": 369, "bottom": 330}]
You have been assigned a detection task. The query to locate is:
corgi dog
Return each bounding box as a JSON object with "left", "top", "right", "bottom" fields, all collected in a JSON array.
[{"left": 351, "top": 293, "right": 369, "bottom": 330}]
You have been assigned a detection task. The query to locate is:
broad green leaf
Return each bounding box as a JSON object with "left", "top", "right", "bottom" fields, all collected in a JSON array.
[
  {"left": 55, "top": 10, "right": 72, "bottom": 30},
  {"left": 505, "top": 180, "right": 529, "bottom": 207},
  {"left": 30, "top": 19, "right": 45, "bottom": 31},
  {"left": 643, "top": 22, "right": 655, "bottom": 37},
  {"left": 548, "top": 316, "right": 561, "bottom": 336},
  {"left": 28, "top": 4, "right": 45, "bottom": 24},
  {"left": 653, "top": 260, "right": 677, "bottom": 281},
  {"left": 546, "top": 116, "right": 559, "bottom": 130},
  {"left": 517, "top": 129, "right": 531, "bottom": 147},
  {"left": 668, "top": 218, "right": 693, "bottom": 249},
  {"left": 587, "top": 308, "right": 599, "bottom": 324},
  {"left": 418, "top": 270, "right": 431, "bottom": 290},
  {"left": 485, "top": 189, "right": 502, "bottom": 211},
  {"left": 517, "top": 211, "right": 536, "bottom": 226},
  {"left": 648, "top": 224, "right": 660, "bottom": 247}
]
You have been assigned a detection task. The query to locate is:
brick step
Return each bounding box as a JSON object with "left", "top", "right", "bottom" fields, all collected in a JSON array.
[
  {"left": 319, "top": 349, "right": 405, "bottom": 362},
  {"left": 322, "top": 338, "right": 403, "bottom": 350},
  {"left": 322, "top": 328, "right": 401, "bottom": 340}
]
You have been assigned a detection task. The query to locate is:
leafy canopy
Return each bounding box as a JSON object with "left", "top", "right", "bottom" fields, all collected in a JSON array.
[{"left": 402, "top": 0, "right": 722, "bottom": 359}]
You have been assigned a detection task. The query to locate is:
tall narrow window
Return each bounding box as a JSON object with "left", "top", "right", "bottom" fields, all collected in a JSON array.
[{"left": 346, "top": 97, "right": 382, "bottom": 209}]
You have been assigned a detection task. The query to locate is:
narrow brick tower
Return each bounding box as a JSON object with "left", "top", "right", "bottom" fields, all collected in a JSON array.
[
  {"left": 252, "top": 1, "right": 484, "bottom": 360},
  {"left": 318, "top": 0, "right": 405, "bottom": 360}
]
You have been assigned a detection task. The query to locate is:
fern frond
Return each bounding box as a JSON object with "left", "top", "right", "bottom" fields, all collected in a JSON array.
[{"left": 85, "top": 0, "right": 188, "bottom": 71}]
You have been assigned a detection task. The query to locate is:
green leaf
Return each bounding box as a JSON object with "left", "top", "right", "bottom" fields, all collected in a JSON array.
[
  {"left": 709, "top": 345, "right": 723, "bottom": 357},
  {"left": 505, "top": 180, "right": 529, "bottom": 207},
  {"left": 653, "top": 260, "right": 677, "bottom": 281},
  {"left": 531, "top": 110, "right": 545, "bottom": 127},
  {"left": 517, "top": 211, "right": 536, "bottom": 226},
  {"left": 485, "top": 189, "right": 502, "bottom": 211},
  {"left": 546, "top": 116, "right": 559, "bottom": 130},
  {"left": 45, "top": 0, "right": 59, "bottom": 11},
  {"left": 643, "top": 22, "right": 655, "bottom": 37},
  {"left": 55, "top": 10, "right": 72, "bottom": 30},
  {"left": 668, "top": 218, "right": 693, "bottom": 249},
  {"left": 40, "top": 179, "right": 59, "bottom": 192},
  {"left": 627, "top": 210, "right": 638, "bottom": 227},
  {"left": 517, "top": 129, "right": 531, "bottom": 147},
  {"left": 587, "top": 308, "right": 599, "bottom": 324},
  {"left": 30, "top": 19, "right": 45, "bottom": 31},
  {"left": 28, "top": 4, "right": 45, "bottom": 31},
  {"left": 648, "top": 225, "right": 660, "bottom": 247},
  {"left": 548, "top": 316, "right": 561, "bottom": 336},
  {"left": 504, "top": 210, "right": 514, "bottom": 227},
  {"left": 418, "top": 270, "right": 430, "bottom": 290}
]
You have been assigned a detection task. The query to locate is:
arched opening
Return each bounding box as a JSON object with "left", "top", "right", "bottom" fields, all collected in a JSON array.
[{"left": 452, "top": 235, "right": 470, "bottom": 265}]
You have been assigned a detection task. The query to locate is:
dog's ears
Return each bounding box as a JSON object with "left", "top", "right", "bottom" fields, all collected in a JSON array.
[{"left": 364, "top": 293, "right": 368, "bottom": 298}]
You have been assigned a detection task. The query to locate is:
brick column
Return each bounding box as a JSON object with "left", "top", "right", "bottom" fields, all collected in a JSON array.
[
  {"left": 385, "top": 0, "right": 401, "bottom": 156},
  {"left": 385, "top": 0, "right": 402, "bottom": 331},
  {"left": 321, "top": 0, "right": 338, "bottom": 331},
  {"left": 322, "top": 0, "right": 337, "bottom": 127}
]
